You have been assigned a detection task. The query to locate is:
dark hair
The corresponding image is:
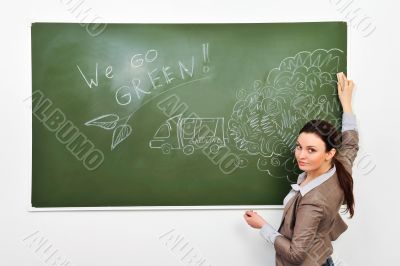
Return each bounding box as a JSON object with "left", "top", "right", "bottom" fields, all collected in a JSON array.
[{"left": 298, "top": 119, "right": 354, "bottom": 218}]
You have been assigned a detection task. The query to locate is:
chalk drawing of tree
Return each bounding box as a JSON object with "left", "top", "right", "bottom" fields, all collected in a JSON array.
[{"left": 228, "top": 48, "right": 343, "bottom": 180}]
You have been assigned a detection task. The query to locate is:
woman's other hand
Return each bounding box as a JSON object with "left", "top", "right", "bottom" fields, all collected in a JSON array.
[
  {"left": 243, "top": 210, "right": 267, "bottom": 229},
  {"left": 337, "top": 72, "right": 355, "bottom": 113}
]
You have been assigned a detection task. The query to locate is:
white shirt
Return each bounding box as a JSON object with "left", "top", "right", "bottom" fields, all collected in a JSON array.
[{"left": 283, "top": 165, "right": 336, "bottom": 205}]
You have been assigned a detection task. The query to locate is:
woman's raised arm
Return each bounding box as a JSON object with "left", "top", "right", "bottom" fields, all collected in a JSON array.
[{"left": 335, "top": 72, "right": 359, "bottom": 172}]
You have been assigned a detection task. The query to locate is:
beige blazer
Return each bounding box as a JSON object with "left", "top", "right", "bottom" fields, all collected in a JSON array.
[{"left": 274, "top": 130, "right": 359, "bottom": 266}]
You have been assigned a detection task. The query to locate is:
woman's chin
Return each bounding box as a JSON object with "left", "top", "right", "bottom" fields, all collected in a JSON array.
[{"left": 298, "top": 164, "right": 308, "bottom": 170}]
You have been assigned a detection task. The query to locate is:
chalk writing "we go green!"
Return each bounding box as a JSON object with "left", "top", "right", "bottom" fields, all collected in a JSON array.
[{"left": 76, "top": 48, "right": 208, "bottom": 105}]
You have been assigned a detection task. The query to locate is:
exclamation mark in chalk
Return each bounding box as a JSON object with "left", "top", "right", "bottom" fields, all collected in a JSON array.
[{"left": 202, "top": 43, "right": 210, "bottom": 73}]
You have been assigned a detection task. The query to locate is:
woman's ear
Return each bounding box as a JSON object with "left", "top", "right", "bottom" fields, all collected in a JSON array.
[{"left": 326, "top": 148, "right": 336, "bottom": 161}]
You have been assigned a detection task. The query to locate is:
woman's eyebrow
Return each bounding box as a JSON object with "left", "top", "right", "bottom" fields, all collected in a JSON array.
[{"left": 295, "top": 142, "right": 317, "bottom": 148}]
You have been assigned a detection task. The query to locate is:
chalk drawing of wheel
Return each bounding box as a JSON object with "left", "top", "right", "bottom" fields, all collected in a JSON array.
[
  {"left": 234, "top": 156, "right": 249, "bottom": 168},
  {"left": 210, "top": 144, "right": 220, "bottom": 154},
  {"left": 183, "top": 145, "right": 194, "bottom": 155},
  {"left": 161, "top": 143, "right": 171, "bottom": 154}
]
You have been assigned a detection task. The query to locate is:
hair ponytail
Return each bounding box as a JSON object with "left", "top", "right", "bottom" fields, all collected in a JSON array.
[{"left": 333, "top": 157, "right": 355, "bottom": 218}]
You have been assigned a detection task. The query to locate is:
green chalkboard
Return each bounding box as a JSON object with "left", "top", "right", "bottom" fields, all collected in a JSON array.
[{"left": 31, "top": 22, "right": 347, "bottom": 208}]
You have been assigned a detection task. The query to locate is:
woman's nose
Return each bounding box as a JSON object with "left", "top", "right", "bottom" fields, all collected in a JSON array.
[{"left": 298, "top": 150, "right": 307, "bottom": 159}]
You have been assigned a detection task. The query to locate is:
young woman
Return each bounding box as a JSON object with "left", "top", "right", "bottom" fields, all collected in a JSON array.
[{"left": 243, "top": 72, "right": 359, "bottom": 266}]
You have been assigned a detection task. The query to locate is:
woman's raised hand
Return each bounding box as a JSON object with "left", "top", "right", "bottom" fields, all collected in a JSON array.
[{"left": 337, "top": 72, "right": 355, "bottom": 113}]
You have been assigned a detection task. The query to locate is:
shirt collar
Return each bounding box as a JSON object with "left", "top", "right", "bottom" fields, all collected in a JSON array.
[{"left": 291, "top": 165, "right": 336, "bottom": 196}]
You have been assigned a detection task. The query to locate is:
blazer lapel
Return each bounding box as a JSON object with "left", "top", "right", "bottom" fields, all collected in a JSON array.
[{"left": 278, "top": 191, "right": 301, "bottom": 231}]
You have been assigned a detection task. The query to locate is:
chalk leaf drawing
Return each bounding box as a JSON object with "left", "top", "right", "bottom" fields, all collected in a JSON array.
[
  {"left": 111, "top": 124, "right": 132, "bottom": 150},
  {"left": 85, "top": 113, "right": 133, "bottom": 150},
  {"left": 85, "top": 114, "right": 119, "bottom": 130},
  {"left": 228, "top": 48, "right": 343, "bottom": 180}
]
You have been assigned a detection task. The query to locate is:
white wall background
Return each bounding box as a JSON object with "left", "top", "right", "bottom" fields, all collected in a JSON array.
[{"left": 1, "top": 0, "right": 399, "bottom": 265}]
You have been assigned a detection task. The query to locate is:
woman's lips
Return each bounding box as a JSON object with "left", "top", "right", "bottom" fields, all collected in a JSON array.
[{"left": 298, "top": 161, "right": 307, "bottom": 166}]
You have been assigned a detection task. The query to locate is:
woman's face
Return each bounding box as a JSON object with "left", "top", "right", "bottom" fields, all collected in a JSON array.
[{"left": 295, "top": 132, "right": 333, "bottom": 172}]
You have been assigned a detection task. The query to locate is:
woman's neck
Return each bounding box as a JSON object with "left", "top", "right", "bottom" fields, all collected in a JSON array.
[{"left": 305, "top": 162, "right": 334, "bottom": 181}]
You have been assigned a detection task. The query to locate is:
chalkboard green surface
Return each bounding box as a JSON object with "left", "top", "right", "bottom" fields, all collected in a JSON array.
[{"left": 31, "top": 22, "right": 347, "bottom": 208}]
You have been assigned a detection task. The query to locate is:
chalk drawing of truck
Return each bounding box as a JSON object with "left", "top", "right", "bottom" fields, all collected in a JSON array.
[{"left": 149, "top": 114, "right": 227, "bottom": 155}]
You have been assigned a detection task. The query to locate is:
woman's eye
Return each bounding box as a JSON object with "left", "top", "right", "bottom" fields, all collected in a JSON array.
[{"left": 308, "top": 149, "right": 315, "bottom": 153}]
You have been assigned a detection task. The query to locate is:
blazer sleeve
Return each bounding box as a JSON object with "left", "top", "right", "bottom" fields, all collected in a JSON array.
[
  {"left": 335, "top": 113, "right": 360, "bottom": 174},
  {"left": 273, "top": 201, "right": 324, "bottom": 264},
  {"left": 328, "top": 213, "right": 348, "bottom": 241}
]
